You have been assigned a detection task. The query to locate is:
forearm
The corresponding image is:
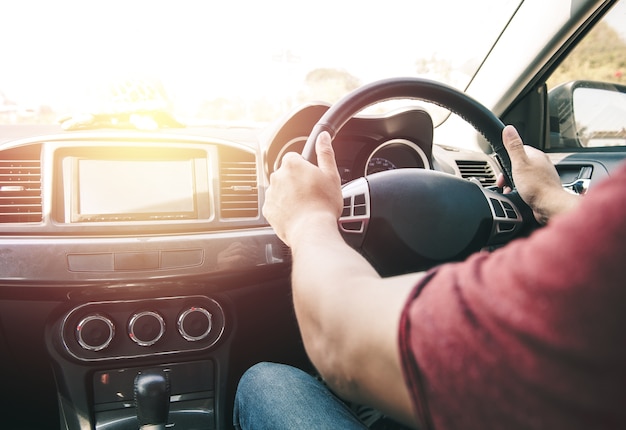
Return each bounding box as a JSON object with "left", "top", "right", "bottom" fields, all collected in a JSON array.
[
  {"left": 289, "top": 213, "right": 381, "bottom": 362},
  {"left": 288, "top": 213, "right": 421, "bottom": 426}
]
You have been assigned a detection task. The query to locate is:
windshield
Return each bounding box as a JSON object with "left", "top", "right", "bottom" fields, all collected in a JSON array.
[{"left": 0, "top": 0, "right": 521, "bottom": 128}]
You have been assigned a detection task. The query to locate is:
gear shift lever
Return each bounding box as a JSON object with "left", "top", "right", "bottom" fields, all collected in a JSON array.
[{"left": 134, "top": 369, "right": 170, "bottom": 430}]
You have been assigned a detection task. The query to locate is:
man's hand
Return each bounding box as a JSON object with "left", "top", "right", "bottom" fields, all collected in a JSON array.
[
  {"left": 262, "top": 131, "right": 343, "bottom": 246},
  {"left": 497, "top": 125, "right": 580, "bottom": 224}
]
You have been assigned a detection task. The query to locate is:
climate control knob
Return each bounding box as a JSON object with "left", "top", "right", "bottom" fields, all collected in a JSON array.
[
  {"left": 178, "top": 306, "right": 212, "bottom": 341},
  {"left": 76, "top": 314, "right": 115, "bottom": 351},
  {"left": 128, "top": 311, "right": 165, "bottom": 346}
]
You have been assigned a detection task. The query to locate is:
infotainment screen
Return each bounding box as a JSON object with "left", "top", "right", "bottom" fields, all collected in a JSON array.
[
  {"left": 62, "top": 148, "right": 209, "bottom": 223},
  {"left": 77, "top": 159, "right": 196, "bottom": 220}
]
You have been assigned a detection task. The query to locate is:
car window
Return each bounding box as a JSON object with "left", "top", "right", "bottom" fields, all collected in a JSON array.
[
  {"left": 0, "top": 0, "right": 521, "bottom": 128},
  {"left": 547, "top": 1, "right": 626, "bottom": 149}
]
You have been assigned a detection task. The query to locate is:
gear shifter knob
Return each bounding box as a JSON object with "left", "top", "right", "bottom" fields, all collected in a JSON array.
[{"left": 134, "top": 369, "right": 170, "bottom": 430}]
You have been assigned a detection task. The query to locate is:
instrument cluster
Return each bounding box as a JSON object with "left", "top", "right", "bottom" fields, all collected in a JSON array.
[{"left": 264, "top": 104, "right": 435, "bottom": 185}]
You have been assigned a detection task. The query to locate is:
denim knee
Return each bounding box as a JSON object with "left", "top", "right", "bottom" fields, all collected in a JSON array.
[{"left": 233, "top": 362, "right": 368, "bottom": 430}]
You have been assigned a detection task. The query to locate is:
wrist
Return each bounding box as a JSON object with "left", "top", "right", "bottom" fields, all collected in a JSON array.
[
  {"left": 536, "top": 187, "right": 581, "bottom": 223},
  {"left": 286, "top": 211, "right": 341, "bottom": 250}
]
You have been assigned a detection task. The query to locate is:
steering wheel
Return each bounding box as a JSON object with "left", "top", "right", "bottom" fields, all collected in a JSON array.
[{"left": 301, "top": 77, "right": 533, "bottom": 276}]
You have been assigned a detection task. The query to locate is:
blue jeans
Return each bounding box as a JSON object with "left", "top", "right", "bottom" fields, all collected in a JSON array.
[{"left": 233, "top": 362, "right": 368, "bottom": 430}]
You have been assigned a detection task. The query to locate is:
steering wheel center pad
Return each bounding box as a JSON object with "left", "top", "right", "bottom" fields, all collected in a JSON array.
[{"left": 339, "top": 170, "right": 524, "bottom": 276}]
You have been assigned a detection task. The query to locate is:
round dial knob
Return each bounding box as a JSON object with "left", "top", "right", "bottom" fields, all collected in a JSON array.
[
  {"left": 177, "top": 306, "right": 212, "bottom": 341},
  {"left": 76, "top": 314, "right": 115, "bottom": 351},
  {"left": 128, "top": 311, "right": 165, "bottom": 346}
]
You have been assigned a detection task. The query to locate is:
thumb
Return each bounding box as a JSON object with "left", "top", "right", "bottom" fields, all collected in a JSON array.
[
  {"left": 502, "top": 125, "right": 529, "bottom": 166},
  {"left": 315, "top": 131, "right": 339, "bottom": 177}
]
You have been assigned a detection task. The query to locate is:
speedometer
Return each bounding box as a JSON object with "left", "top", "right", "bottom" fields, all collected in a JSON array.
[
  {"left": 367, "top": 157, "right": 397, "bottom": 175},
  {"left": 364, "top": 139, "right": 430, "bottom": 177}
]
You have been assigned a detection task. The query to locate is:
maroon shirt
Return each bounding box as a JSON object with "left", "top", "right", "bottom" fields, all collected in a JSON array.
[{"left": 399, "top": 162, "right": 626, "bottom": 430}]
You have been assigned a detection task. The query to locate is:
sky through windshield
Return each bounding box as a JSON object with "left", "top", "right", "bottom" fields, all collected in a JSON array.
[{"left": 0, "top": 0, "right": 520, "bottom": 124}]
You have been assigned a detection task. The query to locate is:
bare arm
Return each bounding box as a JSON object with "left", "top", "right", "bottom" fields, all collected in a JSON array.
[
  {"left": 263, "top": 132, "right": 423, "bottom": 427},
  {"left": 289, "top": 214, "right": 424, "bottom": 426}
]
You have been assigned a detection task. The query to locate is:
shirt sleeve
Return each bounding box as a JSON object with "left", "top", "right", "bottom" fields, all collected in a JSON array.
[{"left": 398, "top": 162, "right": 626, "bottom": 430}]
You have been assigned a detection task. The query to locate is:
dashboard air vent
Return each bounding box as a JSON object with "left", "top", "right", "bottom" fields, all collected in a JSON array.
[
  {"left": 456, "top": 160, "right": 496, "bottom": 187},
  {"left": 0, "top": 144, "right": 43, "bottom": 223},
  {"left": 219, "top": 148, "right": 259, "bottom": 218}
]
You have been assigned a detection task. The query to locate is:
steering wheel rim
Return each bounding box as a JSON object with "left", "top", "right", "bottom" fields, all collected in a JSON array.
[{"left": 301, "top": 77, "right": 514, "bottom": 188}]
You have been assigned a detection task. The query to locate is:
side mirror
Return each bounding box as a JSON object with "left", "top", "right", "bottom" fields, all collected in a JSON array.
[{"left": 548, "top": 80, "right": 626, "bottom": 149}]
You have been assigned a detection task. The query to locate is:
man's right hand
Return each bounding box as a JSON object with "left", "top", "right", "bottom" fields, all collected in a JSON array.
[
  {"left": 497, "top": 125, "right": 581, "bottom": 224},
  {"left": 262, "top": 131, "right": 343, "bottom": 247}
]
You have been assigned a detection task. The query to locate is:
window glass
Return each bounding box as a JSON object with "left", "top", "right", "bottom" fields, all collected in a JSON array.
[
  {"left": 0, "top": 0, "right": 520, "bottom": 127},
  {"left": 547, "top": 1, "right": 626, "bottom": 149}
]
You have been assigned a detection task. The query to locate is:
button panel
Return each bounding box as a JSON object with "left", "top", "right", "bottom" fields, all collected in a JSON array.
[{"left": 61, "top": 295, "right": 226, "bottom": 361}]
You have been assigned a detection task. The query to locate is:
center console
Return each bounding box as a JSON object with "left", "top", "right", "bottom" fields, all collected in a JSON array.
[{"left": 46, "top": 293, "right": 233, "bottom": 430}]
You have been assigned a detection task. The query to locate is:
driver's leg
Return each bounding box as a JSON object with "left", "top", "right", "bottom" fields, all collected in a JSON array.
[{"left": 233, "top": 362, "right": 367, "bottom": 430}]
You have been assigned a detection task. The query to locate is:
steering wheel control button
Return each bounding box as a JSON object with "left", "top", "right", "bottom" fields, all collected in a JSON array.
[
  {"left": 76, "top": 314, "right": 115, "bottom": 351},
  {"left": 342, "top": 197, "right": 351, "bottom": 217},
  {"left": 338, "top": 178, "right": 370, "bottom": 246},
  {"left": 340, "top": 193, "right": 369, "bottom": 218},
  {"left": 340, "top": 221, "right": 364, "bottom": 232},
  {"left": 178, "top": 307, "right": 213, "bottom": 341},
  {"left": 501, "top": 201, "right": 518, "bottom": 219},
  {"left": 128, "top": 311, "right": 165, "bottom": 347},
  {"left": 484, "top": 190, "right": 524, "bottom": 241},
  {"left": 490, "top": 198, "right": 506, "bottom": 218}
]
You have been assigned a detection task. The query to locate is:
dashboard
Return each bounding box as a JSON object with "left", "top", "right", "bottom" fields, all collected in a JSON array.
[
  {"left": 0, "top": 105, "right": 502, "bottom": 283},
  {"left": 0, "top": 104, "right": 506, "bottom": 429}
]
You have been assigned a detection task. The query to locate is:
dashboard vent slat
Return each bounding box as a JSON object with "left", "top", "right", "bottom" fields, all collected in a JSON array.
[
  {"left": 456, "top": 160, "right": 496, "bottom": 187},
  {"left": 0, "top": 145, "right": 43, "bottom": 223},
  {"left": 219, "top": 149, "right": 259, "bottom": 219}
]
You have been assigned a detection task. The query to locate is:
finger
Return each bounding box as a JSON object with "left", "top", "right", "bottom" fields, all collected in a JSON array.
[
  {"left": 502, "top": 125, "right": 529, "bottom": 165},
  {"left": 496, "top": 172, "right": 505, "bottom": 188},
  {"left": 315, "top": 131, "right": 339, "bottom": 177},
  {"left": 494, "top": 173, "right": 511, "bottom": 193},
  {"left": 280, "top": 151, "right": 303, "bottom": 170}
]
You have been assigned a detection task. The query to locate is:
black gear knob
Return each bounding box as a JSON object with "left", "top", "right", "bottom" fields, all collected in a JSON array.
[{"left": 134, "top": 369, "right": 170, "bottom": 430}]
